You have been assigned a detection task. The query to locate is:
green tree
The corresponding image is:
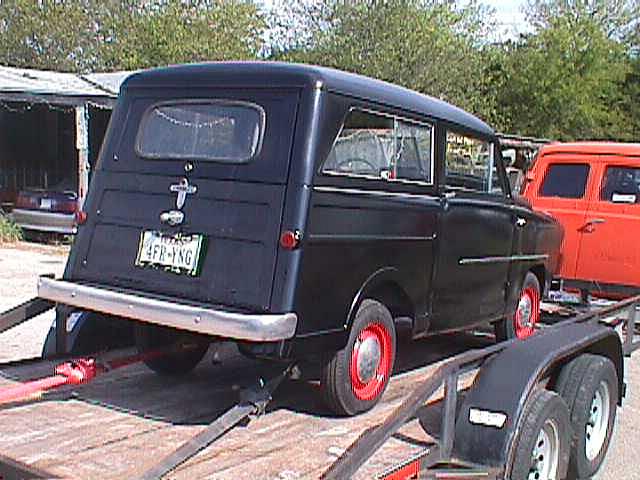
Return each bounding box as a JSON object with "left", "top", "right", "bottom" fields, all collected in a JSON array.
[
  {"left": 269, "top": 0, "right": 503, "bottom": 126},
  {"left": 97, "top": 1, "right": 266, "bottom": 71},
  {"left": 498, "top": 5, "right": 632, "bottom": 139},
  {"left": 0, "top": 0, "right": 99, "bottom": 71},
  {"left": 0, "top": 0, "right": 266, "bottom": 72}
]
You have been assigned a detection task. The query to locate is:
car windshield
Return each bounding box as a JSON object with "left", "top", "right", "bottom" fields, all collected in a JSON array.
[{"left": 136, "top": 101, "right": 264, "bottom": 163}]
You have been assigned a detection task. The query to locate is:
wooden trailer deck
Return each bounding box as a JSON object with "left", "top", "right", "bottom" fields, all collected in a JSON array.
[{"left": 0, "top": 333, "right": 490, "bottom": 479}]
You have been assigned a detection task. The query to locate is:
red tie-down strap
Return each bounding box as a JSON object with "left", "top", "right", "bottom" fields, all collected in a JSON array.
[{"left": 0, "top": 348, "right": 173, "bottom": 406}]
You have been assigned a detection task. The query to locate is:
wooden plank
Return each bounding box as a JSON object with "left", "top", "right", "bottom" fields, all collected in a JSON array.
[{"left": 0, "top": 334, "right": 489, "bottom": 479}]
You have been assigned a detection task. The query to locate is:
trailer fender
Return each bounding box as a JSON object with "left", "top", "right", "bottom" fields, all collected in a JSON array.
[{"left": 453, "top": 322, "right": 623, "bottom": 470}]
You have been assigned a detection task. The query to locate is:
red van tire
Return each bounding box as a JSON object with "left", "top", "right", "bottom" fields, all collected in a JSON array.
[
  {"left": 134, "top": 323, "right": 209, "bottom": 376},
  {"left": 496, "top": 271, "right": 541, "bottom": 341},
  {"left": 321, "top": 299, "right": 396, "bottom": 416}
]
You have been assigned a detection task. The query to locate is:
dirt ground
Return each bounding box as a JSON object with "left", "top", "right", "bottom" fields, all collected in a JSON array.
[{"left": 0, "top": 242, "right": 636, "bottom": 479}]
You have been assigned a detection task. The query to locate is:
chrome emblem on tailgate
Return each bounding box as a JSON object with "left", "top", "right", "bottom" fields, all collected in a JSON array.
[{"left": 169, "top": 177, "right": 197, "bottom": 209}]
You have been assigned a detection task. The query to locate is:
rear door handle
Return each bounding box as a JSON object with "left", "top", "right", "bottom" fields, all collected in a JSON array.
[{"left": 586, "top": 218, "right": 606, "bottom": 225}]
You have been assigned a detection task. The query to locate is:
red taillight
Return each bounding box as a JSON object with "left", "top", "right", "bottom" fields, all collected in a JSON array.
[
  {"left": 280, "top": 230, "right": 300, "bottom": 250},
  {"left": 55, "top": 199, "right": 78, "bottom": 214},
  {"left": 15, "top": 193, "right": 37, "bottom": 209},
  {"left": 74, "top": 210, "right": 88, "bottom": 225}
]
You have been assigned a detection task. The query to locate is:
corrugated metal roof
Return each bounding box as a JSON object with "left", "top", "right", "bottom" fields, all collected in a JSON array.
[{"left": 0, "top": 65, "right": 130, "bottom": 99}]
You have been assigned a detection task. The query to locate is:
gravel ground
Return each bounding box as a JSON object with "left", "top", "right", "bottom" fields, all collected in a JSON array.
[
  {"left": 0, "top": 241, "right": 67, "bottom": 362},
  {"left": 0, "top": 241, "right": 636, "bottom": 479}
]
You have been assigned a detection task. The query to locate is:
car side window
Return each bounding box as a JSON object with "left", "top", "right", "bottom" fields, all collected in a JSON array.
[
  {"left": 601, "top": 166, "right": 640, "bottom": 204},
  {"left": 539, "top": 164, "right": 590, "bottom": 199},
  {"left": 323, "top": 109, "right": 433, "bottom": 184},
  {"left": 445, "top": 132, "right": 502, "bottom": 194}
]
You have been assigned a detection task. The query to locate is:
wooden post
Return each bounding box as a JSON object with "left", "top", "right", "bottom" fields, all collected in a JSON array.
[{"left": 75, "top": 104, "right": 89, "bottom": 209}]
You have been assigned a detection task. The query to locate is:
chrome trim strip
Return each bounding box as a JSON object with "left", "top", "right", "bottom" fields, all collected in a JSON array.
[
  {"left": 309, "top": 233, "right": 435, "bottom": 242},
  {"left": 314, "top": 185, "right": 438, "bottom": 201},
  {"left": 459, "top": 254, "right": 549, "bottom": 265},
  {"left": 38, "top": 277, "right": 297, "bottom": 342}
]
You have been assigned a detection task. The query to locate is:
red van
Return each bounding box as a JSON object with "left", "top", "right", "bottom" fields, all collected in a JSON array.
[{"left": 523, "top": 142, "right": 640, "bottom": 297}]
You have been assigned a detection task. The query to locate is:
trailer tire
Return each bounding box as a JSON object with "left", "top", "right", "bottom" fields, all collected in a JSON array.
[
  {"left": 134, "top": 323, "right": 209, "bottom": 376},
  {"left": 495, "top": 271, "right": 540, "bottom": 341},
  {"left": 508, "top": 389, "right": 570, "bottom": 480},
  {"left": 321, "top": 299, "right": 396, "bottom": 416},
  {"left": 555, "top": 354, "right": 618, "bottom": 479}
]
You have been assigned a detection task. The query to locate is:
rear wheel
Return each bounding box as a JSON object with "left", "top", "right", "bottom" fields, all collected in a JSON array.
[
  {"left": 495, "top": 271, "right": 541, "bottom": 341},
  {"left": 508, "top": 389, "right": 571, "bottom": 480},
  {"left": 555, "top": 354, "right": 618, "bottom": 479},
  {"left": 321, "top": 299, "right": 396, "bottom": 416},
  {"left": 134, "top": 323, "right": 209, "bottom": 376}
]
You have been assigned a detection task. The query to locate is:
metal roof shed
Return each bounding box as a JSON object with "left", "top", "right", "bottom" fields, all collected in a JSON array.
[{"left": 0, "top": 66, "right": 129, "bottom": 220}]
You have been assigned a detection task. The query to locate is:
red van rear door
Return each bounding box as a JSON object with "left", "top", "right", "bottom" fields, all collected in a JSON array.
[{"left": 574, "top": 157, "right": 640, "bottom": 288}]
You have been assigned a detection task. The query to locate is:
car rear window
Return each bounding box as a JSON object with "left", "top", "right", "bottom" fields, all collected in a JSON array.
[
  {"left": 136, "top": 100, "right": 265, "bottom": 163},
  {"left": 539, "top": 163, "right": 590, "bottom": 198},
  {"left": 601, "top": 166, "right": 640, "bottom": 203}
]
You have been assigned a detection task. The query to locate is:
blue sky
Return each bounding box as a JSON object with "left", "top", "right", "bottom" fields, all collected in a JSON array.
[{"left": 483, "top": 0, "right": 530, "bottom": 38}]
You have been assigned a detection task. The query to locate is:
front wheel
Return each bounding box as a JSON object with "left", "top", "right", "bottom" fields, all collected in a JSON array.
[
  {"left": 495, "top": 271, "right": 541, "bottom": 341},
  {"left": 321, "top": 299, "right": 396, "bottom": 416}
]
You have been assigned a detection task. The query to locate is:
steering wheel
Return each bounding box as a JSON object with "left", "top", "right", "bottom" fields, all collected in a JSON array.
[{"left": 336, "top": 158, "right": 378, "bottom": 174}]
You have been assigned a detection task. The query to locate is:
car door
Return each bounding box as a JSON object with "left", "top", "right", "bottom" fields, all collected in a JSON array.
[
  {"left": 574, "top": 158, "right": 640, "bottom": 288},
  {"left": 430, "top": 131, "right": 514, "bottom": 331},
  {"left": 525, "top": 154, "right": 595, "bottom": 280}
]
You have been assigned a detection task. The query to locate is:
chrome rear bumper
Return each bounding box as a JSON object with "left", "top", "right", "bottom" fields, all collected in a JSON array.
[
  {"left": 37, "top": 277, "right": 297, "bottom": 342},
  {"left": 12, "top": 209, "right": 76, "bottom": 234}
]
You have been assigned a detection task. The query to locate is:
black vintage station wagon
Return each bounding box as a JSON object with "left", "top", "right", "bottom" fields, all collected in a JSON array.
[{"left": 38, "top": 62, "right": 563, "bottom": 415}]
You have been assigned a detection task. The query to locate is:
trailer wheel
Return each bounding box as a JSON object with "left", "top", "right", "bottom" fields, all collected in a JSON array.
[
  {"left": 321, "top": 299, "right": 396, "bottom": 416},
  {"left": 555, "top": 354, "right": 618, "bottom": 479},
  {"left": 508, "top": 389, "right": 570, "bottom": 480},
  {"left": 134, "top": 323, "right": 209, "bottom": 376},
  {"left": 495, "top": 271, "right": 540, "bottom": 341}
]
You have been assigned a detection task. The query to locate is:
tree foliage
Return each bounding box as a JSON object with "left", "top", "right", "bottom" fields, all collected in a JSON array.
[
  {"left": 0, "top": 0, "right": 637, "bottom": 141},
  {"left": 271, "top": 0, "right": 503, "bottom": 125},
  {"left": 498, "top": 9, "right": 631, "bottom": 139},
  {"left": 0, "top": 0, "right": 266, "bottom": 72}
]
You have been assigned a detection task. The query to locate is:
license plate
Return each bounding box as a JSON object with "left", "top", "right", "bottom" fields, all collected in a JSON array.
[
  {"left": 135, "top": 230, "right": 206, "bottom": 276},
  {"left": 40, "top": 198, "right": 52, "bottom": 210}
]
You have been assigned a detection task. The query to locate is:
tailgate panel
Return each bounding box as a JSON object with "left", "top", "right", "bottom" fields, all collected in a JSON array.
[{"left": 73, "top": 175, "right": 283, "bottom": 311}]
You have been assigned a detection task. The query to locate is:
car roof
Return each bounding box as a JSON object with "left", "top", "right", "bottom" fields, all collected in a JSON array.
[
  {"left": 540, "top": 141, "right": 640, "bottom": 158},
  {"left": 122, "top": 61, "right": 494, "bottom": 138}
]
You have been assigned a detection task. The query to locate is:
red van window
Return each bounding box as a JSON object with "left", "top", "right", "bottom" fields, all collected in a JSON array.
[
  {"left": 539, "top": 163, "right": 590, "bottom": 199},
  {"left": 601, "top": 166, "right": 640, "bottom": 203}
]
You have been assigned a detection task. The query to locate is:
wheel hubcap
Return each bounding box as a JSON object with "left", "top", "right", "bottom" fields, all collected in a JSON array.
[
  {"left": 515, "top": 286, "right": 540, "bottom": 339},
  {"left": 529, "top": 418, "right": 560, "bottom": 480},
  {"left": 356, "top": 336, "right": 382, "bottom": 384},
  {"left": 350, "top": 322, "right": 393, "bottom": 401},
  {"left": 585, "top": 380, "right": 611, "bottom": 461}
]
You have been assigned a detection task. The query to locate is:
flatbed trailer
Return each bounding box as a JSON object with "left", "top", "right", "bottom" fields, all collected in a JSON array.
[{"left": 0, "top": 293, "right": 638, "bottom": 480}]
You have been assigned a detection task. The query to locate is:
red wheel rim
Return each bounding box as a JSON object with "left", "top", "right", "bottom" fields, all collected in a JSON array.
[
  {"left": 514, "top": 286, "right": 540, "bottom": 339},
  {"left": 350, "top": 322, "right": 393, "bottom": 401}
]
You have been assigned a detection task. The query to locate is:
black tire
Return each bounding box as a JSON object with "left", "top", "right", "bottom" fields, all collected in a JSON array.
[
  {"left": 555, "top": 354, "right": 618, "bottom": 479},
  {"left": 508, "top": 389, "right": 571, "bottom": 480},
  {"left": 134, "top": 323, "right": 209, "bottom": 376},
  {"left": 495, "top": 271, "right": 541, "bottom": 341},
  {"left": 321, "top": 299, "right": 396, "bottom": 416}
]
